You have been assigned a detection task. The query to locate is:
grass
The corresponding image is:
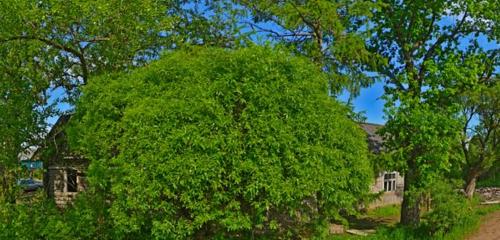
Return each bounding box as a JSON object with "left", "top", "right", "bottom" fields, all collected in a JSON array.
[
  {"left": 346, "top": 204, "right": 400, "bottom": 231},
  {"left": 330, "top": 205, "right": 401, "bottom": 239},
  {"left": 366, "top": 205, "right": 400, "bottom": 219},
  {"left": 330, "top": 202, "right": 500, "bottom": 240},
  {"left": 442, "top": 203, "right": 500, "bottom": 240}
]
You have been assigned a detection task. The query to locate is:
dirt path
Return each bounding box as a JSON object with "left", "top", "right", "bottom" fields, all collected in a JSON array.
[{"left": 466, "top": 210, "right": 500, "bottom": 240}]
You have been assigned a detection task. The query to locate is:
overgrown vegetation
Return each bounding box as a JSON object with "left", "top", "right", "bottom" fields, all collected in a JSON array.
[
  {"left": 478, "top": 169, "right": 500, "bottom": 188},
  {"left": 0, "top": 0, "right": 498, "bottom": 239},
  {"left": 332, "top": 202, "right": 500, "bottom": 240},
  {"left": 67, "top": 46, "right": 373, "bottom": 238},
  {"left": 371, "top": 0, "right": 498, "bottom": 225}
]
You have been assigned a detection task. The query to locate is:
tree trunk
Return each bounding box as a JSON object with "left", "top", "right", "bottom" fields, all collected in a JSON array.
[
  {"left": 464, "top": 171, "right": 479, "bottom": 199},
  {"left": 0, "top": 166, "right": 15, "bottom": 203},
  {"left": 400, "top": 172, "right": 421, "bottom": 226}
]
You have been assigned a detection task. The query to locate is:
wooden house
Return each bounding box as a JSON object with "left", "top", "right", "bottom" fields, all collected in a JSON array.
[{"left": 34, "top": 114, "right": 88, "bottom": 207}]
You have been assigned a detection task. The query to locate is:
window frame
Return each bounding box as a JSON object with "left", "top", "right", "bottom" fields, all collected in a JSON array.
[
  {"left": 66, "top": 169, "right": 78, "bottom": 193},
  {"left": 383, "top": 172, "right": 397, "bottom": 192}
]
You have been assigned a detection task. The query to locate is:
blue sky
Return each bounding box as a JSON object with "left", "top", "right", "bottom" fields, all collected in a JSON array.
[{"left": 339, "top": 82, "right": 386, "bottom": 124}]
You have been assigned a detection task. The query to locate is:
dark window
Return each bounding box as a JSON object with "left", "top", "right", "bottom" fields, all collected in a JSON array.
[
  {"left": 383, "top": 172, "right": 397, "bottom": 192},
  {"left": 384, "top": 173, "right": 396, "bottom": 179},
  {"left": 67, "top": 169, "right": 78, "bottom": 192}
]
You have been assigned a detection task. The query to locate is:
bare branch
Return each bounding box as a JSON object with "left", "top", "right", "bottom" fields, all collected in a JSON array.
[{"left": 243, "top": 21, "right": 311, "bottom": 39}]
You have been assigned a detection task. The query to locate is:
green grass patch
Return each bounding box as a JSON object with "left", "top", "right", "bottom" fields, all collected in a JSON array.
[
  {"left": 329, "top": 202, "right": 500, "bottom": 240},
  {"left": 443, "top": 203, "right": 500, "bottom": 240},
  {"left": 366, "top": 205, "right": 400, "bottom": 219}
]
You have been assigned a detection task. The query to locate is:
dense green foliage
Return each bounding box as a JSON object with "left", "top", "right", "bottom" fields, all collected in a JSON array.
[
  {"left": 478, "top": 168, "right": 500, "bottom": 188},
  {"left": 0, "top": 0, "right": 498, "bottom": 238},
  {"left": 0, "top": 40, "right": 51, "bottom": 202},
  {"left": 0, "top": 0, "right": 243, "bottom": 99},
  {"left": 0, "top": 191, "right": 127, "bottom": 239},
  {"left": 69, "top": 47, "right": 372, "bottom": 238},
  {"left": 420, "top": 181, "right": 473, "bottom": 236},
  {"left": 0, "top": 195, "right": 66, "bottom": 240},
  {"left": 0, "top": 0, "right": 245, "bottom": 202}
]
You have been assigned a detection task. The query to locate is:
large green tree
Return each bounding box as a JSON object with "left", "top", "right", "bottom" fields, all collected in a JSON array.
[
  {"left": 371, "top": 0, "right": 498, "bottom": 226},
  {"left": 70, "top": 47, "right": 372, "bottom": 238},
  {"left": 0, "top": 0, "right": 243, "bottom": 98}
]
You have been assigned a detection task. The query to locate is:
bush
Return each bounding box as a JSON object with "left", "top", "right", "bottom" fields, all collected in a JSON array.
[
  {"left": 63, "top": 191, "right": 116, "bottom": 239},
  {"left": 477, "top": 167, "right": 500, "bottom": 187},
  {"left": 71, "top": 46, "right": 373, "bottom": 238},
  {"left": 420, "top": 181, "right": 472, "bottom": 236},
  {"left": 0, "top": 193, "right": 71, "bottom": 240}
]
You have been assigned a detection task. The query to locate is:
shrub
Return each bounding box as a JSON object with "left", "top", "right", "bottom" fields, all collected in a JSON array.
[
  {"left": 420, "top": 180, "right": 473, "bottom": 237},
  {"left": 71, "top": 46, "right": 373, "bottom": 238},
  {"left": 0, "top": 192, "right": 71, "bottom": 240},
  {"left": 477, "top": 167, "right": 500, "bottom": 187}
]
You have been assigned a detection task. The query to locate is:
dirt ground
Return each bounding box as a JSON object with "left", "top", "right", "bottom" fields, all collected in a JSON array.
[{"left": 466, "top": 210, "right": 500, "bottom": 240}]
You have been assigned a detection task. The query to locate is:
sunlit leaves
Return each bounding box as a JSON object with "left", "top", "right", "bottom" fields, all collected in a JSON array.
[{"left": 71, "top": 46, "right": 372, "bottom": 238}]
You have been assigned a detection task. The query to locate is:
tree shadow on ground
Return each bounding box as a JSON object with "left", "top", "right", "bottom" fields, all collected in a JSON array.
[{"left": 347, "top": 215, "right": 399, "bottom": 230}]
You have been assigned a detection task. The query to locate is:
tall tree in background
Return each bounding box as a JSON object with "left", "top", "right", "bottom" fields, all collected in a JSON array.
[
  {"left": 239, "top": 0, "right": 383, "bottom": 100},
  {"left": 0, "top": 0, "right": 171, "bottom": 96},
  {"left": 371, "top": 0, "right": 498, "bottom": 226},
  {"left": 458, "top": 72, "right": 499, "bottom": 198}
]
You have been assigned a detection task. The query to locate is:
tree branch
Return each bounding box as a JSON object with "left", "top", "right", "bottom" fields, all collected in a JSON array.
[
  {"left": 419, "top": 9, "right": 469, "bottom": 80},
  {"left": 243, "top": 21, "right": 311, "bottom": 39},
  {"left": 1, "top": 35, "right": 89, "bottom": 84}
]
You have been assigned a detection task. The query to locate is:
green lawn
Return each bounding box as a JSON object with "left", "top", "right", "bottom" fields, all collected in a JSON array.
[{"left": 331, "top": 203, "right": 500, "bottom": 240}]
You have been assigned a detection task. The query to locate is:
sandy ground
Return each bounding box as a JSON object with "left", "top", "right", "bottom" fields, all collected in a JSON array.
[{"left": 466, "top": 210, "right": 500, "bottom": 240}]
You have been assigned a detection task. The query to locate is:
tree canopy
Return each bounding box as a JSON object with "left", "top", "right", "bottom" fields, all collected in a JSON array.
[
  {"left": 0, "top": 0, "right": 244, "bottom": 100},
  {"left": 0, "top": 0, "right": 245, "bottom": 202},
  {"left": 70, "top": 46, "right": 372, "bottom": 238}
]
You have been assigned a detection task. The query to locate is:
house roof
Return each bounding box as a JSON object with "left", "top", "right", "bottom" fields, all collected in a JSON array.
[
  {"left": 31, "top": 114, "right": 72, "bottom": 161},
  {"left": 47, "top": 114, "right": 72, "bottom": 138},
  {"left": 359, "top": 122, "right": 384, "bottom": 153}
]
